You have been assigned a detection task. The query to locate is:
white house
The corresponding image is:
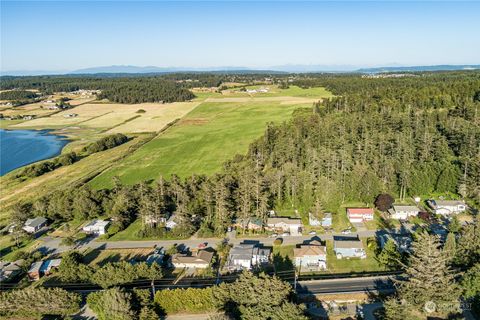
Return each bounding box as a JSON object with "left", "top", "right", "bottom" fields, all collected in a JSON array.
[
  {"left": 333, "top": 238, "right": 366, "bottom": 259},
  {"left": 347, "top": 208, "right": 374, "bottom": 223},
  {"left": 389, "top": 205, "right": 420, "bottom": 220},
  {"left": 309, "top": 212, "right": 332, "bottom": 227},
  {"left": 427, "top": 200, "right": 466, "bottom": 215},
  {"left": 226, "top": 244, "right": 270, "bottom": 270},
  {"left": 165, "top": 215, "right": 178, "bottom": 230},
  {"left": 83, "top": 220, "right": 110, "bottom": 235},
  {"left": 293, "top": 240, "right": 327, "bottom": 271},
  {"left": 23, "top": 217, "right": 48, "bottom": 234},
  {"left": 266, "top": 217, "right": 303, "bottom": 235}
]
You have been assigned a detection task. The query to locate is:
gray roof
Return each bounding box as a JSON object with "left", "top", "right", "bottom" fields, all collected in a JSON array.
[
  {"left": 392, "top": 205, "right": 420, "bottom": 211},
  {"left": 432, "top": 200, "right": 465, "bottom": 206},
  {"left": 24, "top": 217, "right": 47, "bottom": 228},
  {"left": 229, "top": 244, "right": 255, "bottom": 260},
  {"left": 334, "top": 239, "right": 364, "bottom": 249},
  {"left": 28, "top": 262, "right": 43, "bottom": 273}
]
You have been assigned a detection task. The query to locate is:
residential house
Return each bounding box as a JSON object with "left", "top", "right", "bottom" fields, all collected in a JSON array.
[
  {"left": 0, "top": 260, "right": 24, "bottom": 282},
  {"left": 226, "top": 243, "right": 271, "bottom": 271},
  {"left": 388, "top": 205, "right": 420, "bottom": 220},
  {"left": 333, "top": 237, "right": 366, "bottom": 259},
  {"left": 234, "top": 217, "right": 263, "bottom": 231},
  {"left": 252, "top": 247, "right": 271, "bottom": 266},
  {"left": 83, "top": 219, "right": 110, "bottom": 235},
  {"left": 378, "top": 234, "right": 412, "bottom": 253},
  {"left": 23, "top": 217, "right": 48, "bottom": 234},
  {"left": 427, "top": 200, "right": 466, "bottom": 215},
  {"left": 28, "top": 262, "right": 43, "bottom": 281},
  {"left": 145, "top": 215, "right": 167, "bottom": 228},
  {"left": 294, "top": 240, "right": 327, "bottom": 271},
  {"left": 309, "top": 212, "right": 332, "bottom": 228},
  {"left": 347, "top": 208, "right": 374, "bottom": 223},
  {"left": 39, "top": 259, "right": 62, "bottom": 276},
  {"left": 28, "top": 259, "right": 62, "bottom": 281},
  {"left": 166, "top": 215, "right": 179, "bottom": 230},
  {"left": 146, "top": 248, "right": 165, "bottom": 266},
  {"left": 266, "top": 217, "right": 303, "bottom": 235},
  {"left": 172, "top": 250, "right": 214, "bottom": 269}
]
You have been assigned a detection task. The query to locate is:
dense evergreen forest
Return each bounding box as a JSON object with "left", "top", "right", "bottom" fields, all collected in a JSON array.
[
  {"left": 9, "top": 71, "right": 479, "bottom": 240},
  {"left": 0, "top": 76, "right": 195, "bottom": 103},
  {"left": 0, "top": 90, "right": 38, "bottom": 100}
]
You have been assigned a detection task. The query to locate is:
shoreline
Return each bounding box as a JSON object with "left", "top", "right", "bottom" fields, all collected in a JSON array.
[{"left": 0, "top": 129, "right": 72, "bottom": 176}]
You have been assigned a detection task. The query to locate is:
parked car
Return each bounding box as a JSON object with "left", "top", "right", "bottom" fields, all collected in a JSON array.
[
  {"left": 198, "top": 242, "right": 207, "bottom": 249},
  {"left": 227, "top": 226, "right": 232, "bottom": 232},
  {"left": 341, "top": 229, "right": 352, "bottom": 234},
  {"left": 308, "top": 231, "right": 317, "bottom": 235},
  {"left": 281, "top": 232, "right": 290, "bottom": 237},
  {"left": 270, "top": 233, "right": 278, "bottom": 238}
]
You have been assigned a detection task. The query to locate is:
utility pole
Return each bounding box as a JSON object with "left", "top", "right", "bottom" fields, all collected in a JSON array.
[{"left": 151, "top": 279, "right": 156, "bottom": 299}]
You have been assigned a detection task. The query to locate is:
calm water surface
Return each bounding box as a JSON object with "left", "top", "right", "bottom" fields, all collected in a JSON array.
[{"left": 0, "top": 129, "right": 69, "bottom": 176}]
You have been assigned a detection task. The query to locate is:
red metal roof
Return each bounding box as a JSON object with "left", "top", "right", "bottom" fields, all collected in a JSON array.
[{"left": 347, "top": 208, "right": 374, "bottom": 215}]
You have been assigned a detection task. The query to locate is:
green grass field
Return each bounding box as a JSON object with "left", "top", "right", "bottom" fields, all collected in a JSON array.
[{"left": 89, "top": 99, "right": 320, "bottom": 188}]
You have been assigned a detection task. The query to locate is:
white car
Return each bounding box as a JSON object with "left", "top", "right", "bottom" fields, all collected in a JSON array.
[
  {"left": 308, "top": 231, "right": 317, "bottom": 235},
  {"left": 341, "top": 229, "right": 352, "bottom": 235},
  {"left": 270, "top": 233, "right": 278, "bottom": 238},
  {"left": 281, "top": 232, "right": 290, "bottom": 237}
]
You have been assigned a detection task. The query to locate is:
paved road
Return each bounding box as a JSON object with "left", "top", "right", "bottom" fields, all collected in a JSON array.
[
  {"left": 39, "top": 224, "right": 414, "bottom": 255},
  {"left": 297, "top": 276, "right": 396, "bottom": 295},
  {"left": 76, "top": 229, "right": 390, "bottom": 251}
]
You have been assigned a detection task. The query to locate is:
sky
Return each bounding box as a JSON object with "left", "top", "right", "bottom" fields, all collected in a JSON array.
[{"left": 1, "top": 1, "right": 479, "bottom": 72}]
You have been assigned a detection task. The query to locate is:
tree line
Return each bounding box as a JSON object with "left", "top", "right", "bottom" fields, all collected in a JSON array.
[
  {"left": 0, "top": 76, "right": 196, "bottom": 103},
  {"left": 14, "top": 133, "right": 128, "bottom": 179}
]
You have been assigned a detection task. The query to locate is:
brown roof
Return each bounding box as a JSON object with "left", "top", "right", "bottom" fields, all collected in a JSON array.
[
  {"left": 294, "top": 245, "right": 326, "bottom": 258},
  {"left": 172, "top": 250, "right": 214, "bottom": 265}
]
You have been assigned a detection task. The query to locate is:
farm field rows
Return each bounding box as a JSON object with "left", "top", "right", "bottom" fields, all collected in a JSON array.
[{"left": 89, "top": 97, "right": 318, "bottom": 188}]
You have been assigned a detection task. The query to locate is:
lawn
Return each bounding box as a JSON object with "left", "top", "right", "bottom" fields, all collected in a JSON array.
[
  {"left": 325, "top": 239, "right": 383, "bottom": 274},
  {"left": 83, "top": 248, "right": 154, "bottom": 266},
  {"left": 271, "top": 240, "right": 383, "bottom": 274},
  {"left": 89, "top": 99, "right": 319, "bottom": 188}
]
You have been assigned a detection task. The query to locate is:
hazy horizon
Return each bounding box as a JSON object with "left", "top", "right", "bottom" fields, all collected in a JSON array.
[{"left": 2, "top": 1, "right": 479, "bottom": 72}]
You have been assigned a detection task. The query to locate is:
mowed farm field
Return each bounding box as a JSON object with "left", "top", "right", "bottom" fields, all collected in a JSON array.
[
  {"left": 89, "top": 87, "right": 332, "bottom": 188},
  {"left": 12, "top": 101, "right": 201, "bottom": 133}
]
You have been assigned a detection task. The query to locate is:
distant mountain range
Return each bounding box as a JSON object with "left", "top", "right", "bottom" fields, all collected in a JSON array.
[
  {"left": 1, "top": 64, "right": 479, "bottom": 76},
  {"left": 357, "top": 64, "right": 480, "bottom": 73}
]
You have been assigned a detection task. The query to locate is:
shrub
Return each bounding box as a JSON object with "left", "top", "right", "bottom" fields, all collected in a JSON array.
[
  {"left": 273, "top": 238, "right": 283, "bottom": 246},
  {"left": 154, "top": 287, "right": 217, "bottom": 314},
  {"left": 0, "top": 287, "right": 81, "bottom": 318}
]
